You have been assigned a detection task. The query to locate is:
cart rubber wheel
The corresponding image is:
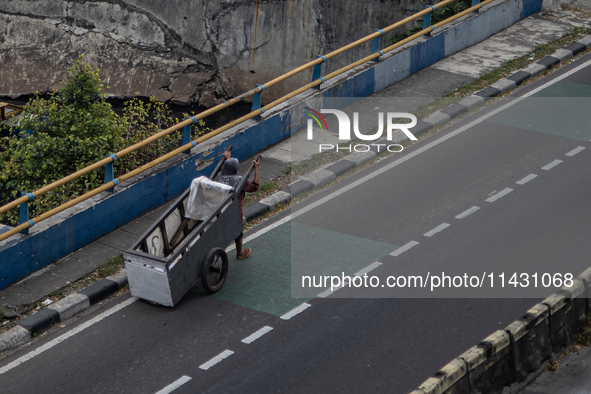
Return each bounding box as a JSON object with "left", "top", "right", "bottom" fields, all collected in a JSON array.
[{"left": 201, "top": 247, "right": 229, "bottom": 293}]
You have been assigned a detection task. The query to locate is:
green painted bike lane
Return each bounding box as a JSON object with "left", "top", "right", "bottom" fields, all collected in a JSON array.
[
  {"left": 211, "top": 221, "right": 397, "bottom": 317},
  {"left": 487, "top": 80, "right": 591, "bottom": 141}
]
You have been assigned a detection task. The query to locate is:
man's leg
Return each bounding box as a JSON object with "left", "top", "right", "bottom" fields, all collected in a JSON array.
[{"left": 235, "top": 232, "right": 251, "bottom": 259}]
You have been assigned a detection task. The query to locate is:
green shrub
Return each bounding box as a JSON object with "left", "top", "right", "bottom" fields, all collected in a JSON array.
[
  {"left": 0, "top": 57, "right": 207, "bottom": 226},
  {"left": 117, "top": 96, "right": 207, "bottom": 174},
  {"left": 385, "top": 0, "right": 472, "bottom": 46},
  {"left": 0, "top": 57, "right": 127, "bottom": 225}
]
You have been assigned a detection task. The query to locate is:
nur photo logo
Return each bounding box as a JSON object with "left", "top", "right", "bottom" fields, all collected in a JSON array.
[{"left": 304, "top": 108, "right": 418, "bottom": 153}]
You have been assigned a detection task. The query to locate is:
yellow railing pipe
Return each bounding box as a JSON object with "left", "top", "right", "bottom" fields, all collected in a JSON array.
[
  {"left": 0, "top": 0, "right": 492, "bottom": 241},
  {"left": 0, "top": 0, "right": 460, "bottom": 217}
]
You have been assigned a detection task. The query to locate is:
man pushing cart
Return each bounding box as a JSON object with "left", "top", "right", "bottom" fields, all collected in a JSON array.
[
  {"left": 124, "top": 147, "right": 261, "bottom": 306},
  {"left": 217, "top": 150, "right": 260, "bottom": 260}
]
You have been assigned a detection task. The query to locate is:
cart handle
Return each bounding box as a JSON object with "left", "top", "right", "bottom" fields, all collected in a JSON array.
[
  {"left": 235, "top": 155, "right": 260, "bottom": 196},
  {"left": 210, "top": 145, "right": 233, "bottom": 180}
]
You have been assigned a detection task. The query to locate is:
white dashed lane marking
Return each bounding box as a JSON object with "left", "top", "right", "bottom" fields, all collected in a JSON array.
[
  {"left": 455, "top": 206, "right": 480, "bottom": 219},
  {"left": 280, "top": 303, "right": 311, "bottom": 320},
  {"left": 354, "top": 262, "right": 383, "bottom": 276},
  {"left": 516, "top": 174, "right": 537, "bottom": 185},
  {"left": 199, "top": 350, "right": 235, "bottom": 371},
  {"left": 317, "top": 262, "right": 382, "bottom": 298},
  {"left": 566, "top": 146, "right": 585, "bottom": 156},
  {"left": 485, "top": 188, "right": 513, "bottom": 203},
  {"left": 154, "top": 376, "right": 192, "bottom": 394},
  {"left": 318, "top": 286, "right": 341, "bottom": 298},
  {"left": 389, "top": 241, "right": 419, "bottom": 257},
  {"left": 242, "top": 326, "right": 273, "bottom": 344},
  {"left": 542, "top": 159, "right": 562, "bottom": 170},
  {"left": 424, "top": 223, "right": 450, "bottom": 237}
]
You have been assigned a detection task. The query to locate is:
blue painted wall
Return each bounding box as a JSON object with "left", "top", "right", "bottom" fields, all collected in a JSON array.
[
  {"left": 522, "top": 0, "right": 544, "bottom": 18},
  {"left": 0, "top": 111, "right": 293, "bottom": 290},
  {"left": 0, "top": 0, "right": 546, "bottom": 291}
]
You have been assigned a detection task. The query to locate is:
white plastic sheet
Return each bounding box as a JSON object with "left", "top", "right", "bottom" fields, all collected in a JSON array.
[{"left": 185, "top": 176, "right": 233, "bottom": 221}]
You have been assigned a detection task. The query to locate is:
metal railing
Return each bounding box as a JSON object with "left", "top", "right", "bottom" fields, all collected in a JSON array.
[
  {"left": 0, "top": 0, "right": 496, "bottom": 242},
  {"left": 0, "top": 102, "right": 23, "bottom": 121}
]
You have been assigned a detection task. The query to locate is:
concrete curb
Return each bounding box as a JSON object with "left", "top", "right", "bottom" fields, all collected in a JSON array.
[
  {"left": 245, "top": 34, "right": 591, "bottom": 223},
  {"left": 0, "top": 270, "right": 127, "bottom": 353},
  {"left": 408, "top": 268, "right": 591, "bottom": 394},
  {"left": 422, "top": 34, "right": 591, "bottom": 120}
]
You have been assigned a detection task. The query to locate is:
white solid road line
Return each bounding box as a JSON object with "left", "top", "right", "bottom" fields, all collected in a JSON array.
[
  {"left": 516, "top": 174, "right": 537, "bottom": 185},
  {"left": 566, "top": 146, "right": 585, "bottom": 156},
  {"left": 280, "top": 303, "right": 312, "bottom": 320},
  {"left": 424, "top": 223, "right": 450, "bottom": 237},
  {"left": 389, "top": 241, "right": 419, "bottom": 257},
  {"left": 242, "top": 326, "right": 273, "bottom": 344},
  {"left": 0, "top": 297, "right": 138, "bottom": 376},
  {"left": 199, "top": 350, "right": 235, "bottom": 371},
  {"left": 542, "top": 159, "right": 562, "bottom": 170},
  {"left": 241, "top": 59, "right": 591, "bottom": 248},
  {"left": 154, "top": 375, "right": 192, "bottom": 394},
  {"left": 485, "top": 188, "right": 513, "bottom": 203},
  {"left": 455, "top": 206, "right": 480, "bottom": 219}
]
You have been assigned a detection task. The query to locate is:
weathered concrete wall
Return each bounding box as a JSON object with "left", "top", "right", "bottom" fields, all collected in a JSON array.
[
  {"left": 409, "top": 276, "right": 590, "bottom": 394},
  {"left": 0, "top": 0, "right": 422, "bottom": 106}
]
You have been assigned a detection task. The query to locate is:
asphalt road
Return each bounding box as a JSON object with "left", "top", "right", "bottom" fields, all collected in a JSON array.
[{"left": 2, "top": 54, "right": 591, "bottom": 394}]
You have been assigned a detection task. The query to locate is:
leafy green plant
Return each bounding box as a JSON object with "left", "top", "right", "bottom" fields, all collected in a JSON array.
[
  {"left": 116, "top": 96, "right": 208, "bottom": 174},
  {"left": 0, "top": 56, "right": 127, "bottom": 225},
  {"left": 0, "top": 57, "right": 208, "bottom": 226},
  {"left": 385, "top": 0, "right": 471, "bottom": 46}
]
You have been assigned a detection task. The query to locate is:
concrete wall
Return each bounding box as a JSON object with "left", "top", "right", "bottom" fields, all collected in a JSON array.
[
  {"left": 0, "top": 0, "right": 423, "bottom": 106},
  {"left": 409, "top": 270, "right": 591, "bottom": 394},
  {"left": 0, "top": 0, "right": 556, "bottom": 291}
]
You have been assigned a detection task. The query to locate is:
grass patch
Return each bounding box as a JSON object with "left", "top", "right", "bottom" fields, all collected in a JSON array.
[
  {"left": 258, "top": 182, "right": 275, "bottom": 193},
  {"left": 96, "top": 255, "right": 125, "bottom": 278}
]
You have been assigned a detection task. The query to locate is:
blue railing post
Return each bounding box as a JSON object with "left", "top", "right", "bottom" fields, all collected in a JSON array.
[
  {"left": 104, "top": 154, "right": 117, "bottom": 193},
  {"left": 312, "top": 55, "right": 327, "bottom": 88},
  {"left": 423, "top": 6, "right": 436, "bottom": 36},
  {"left": 18, "top": 192, "right": 34, "bottom": 234},
  {"left": 251, "top": 84, "right": 266, "bottom": 119},
  {"left": 472, "top": 0, "right": 480, "bottom": 12},
  {"left": 371, "top": 30, "right": 385, "bottom": 61},
  {"left": 183, "top": 117, "right": 197, "bottom": 154}
]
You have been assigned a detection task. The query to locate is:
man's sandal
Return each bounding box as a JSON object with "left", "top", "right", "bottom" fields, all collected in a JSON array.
[{"left": 237, "top": 248, "right": 251, "bottom": 259}]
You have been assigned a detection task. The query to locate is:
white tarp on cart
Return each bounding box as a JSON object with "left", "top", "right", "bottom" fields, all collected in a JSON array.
[{"left": 185, "top": 176, "right": 233, "bottom": 221}]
